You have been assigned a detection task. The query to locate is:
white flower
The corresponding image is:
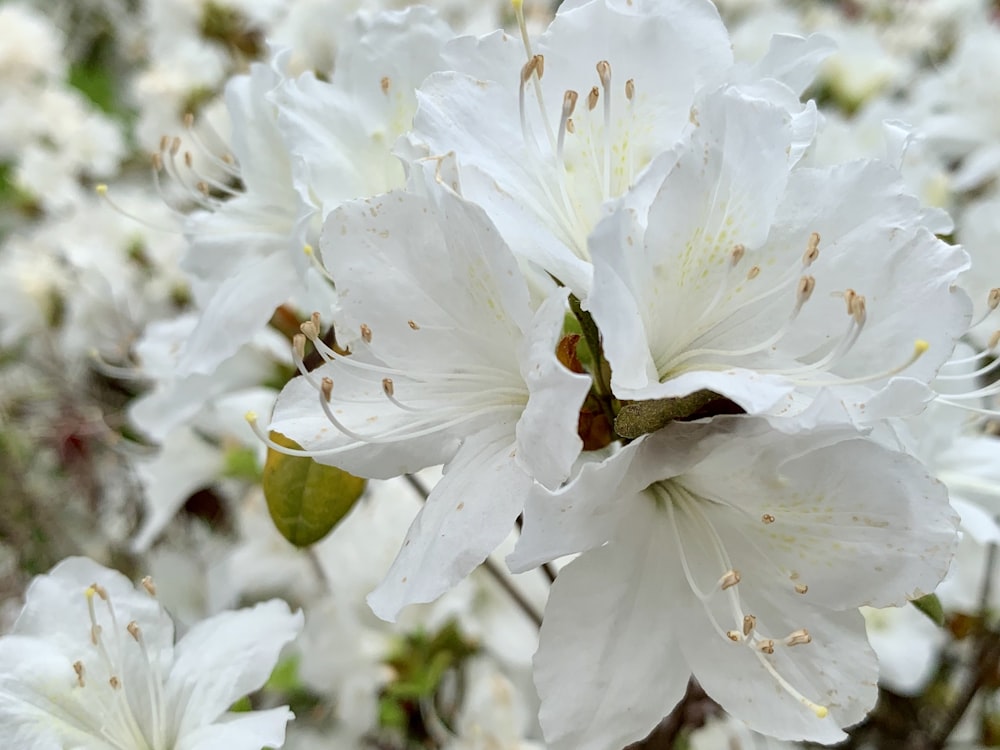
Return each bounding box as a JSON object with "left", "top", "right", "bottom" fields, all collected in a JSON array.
[
  {"left": 586, "top": 86, "right": 970, "bottom": 427},
  {"left": 0, "top": 556, "right": 303, "bottom": 750},
  {"left": 406, "top": 0, "right": 829, "bottom": 295},
  {"left": 510, "top": 419, "right": 957, "bottom": 747},
  {"left": 265, "top": 164, "right": 591, "bottom": 621}
]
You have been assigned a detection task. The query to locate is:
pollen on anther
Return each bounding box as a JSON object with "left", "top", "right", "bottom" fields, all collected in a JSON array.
[
  {"left": 321, "top": 377, "right": 334, "bottom": 402},
  {"left": 804, "top": 232, "right": 820, "bottom": 266},
  {"left": 382, "top": 378, "right": 395, "bottom": 397},
  {"left": 596, "top": 60, "right": 612, "bottom": 88},
  {"left": 727, "top": 630, "right": 741, "bottom": 642},
  {"left": 785, "top": 628, "right": 812, "bottom": 646},
  {"left": 91, "top": 583, "right": 108, "bottom": 600},
  {"left": 360, "top": 323, "right": 372, "bottom": 343},
  {"left": 743, "top": 614, "right": 756, "bottom": 636},
  {"left": 761, "top": 513, "right": 775, "bottom": 524},
  {"left": 141, "top": 576, "right": 157, "bottom": 596},
  {"left": 625, "top": 78, "right": 635, "bottom": 101},
  {"left": 408, "top": 320, "right": 420, "bottom": 330},
  {"left": 758, "top": 639, "right": 775, "bottom": 655},
  {"left": 127, "top": 621, "right": 141, "bottom": 642},
  {"left": 73, "top": 661, "right": 86, "bottom": 687},
  {"left": 795, "top": 583, "right": 808, "bottom": 594},
  {"left": 587, "top": 86, "right": 599, "bottom": 111},
  {"left": 720, "top": 569, "right": 741, "bottom": 590}
]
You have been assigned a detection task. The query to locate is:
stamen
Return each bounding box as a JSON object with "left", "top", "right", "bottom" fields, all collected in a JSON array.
[
  {"left": 596, "top": 60, "right": 613, "bottom": 199},
  {"left": 557, "top": 89, "right": 579, "bottom": 162},
  {"left": 754, "top": 650, "right": 829, "bottom": 719},
  {"left": 758, "top": 639, "right": 775, "bottom": 654},
  {"left": 747, "top": 265, "right": 761, "bottom": 280},
  {"left": 141, "top": 576, "right": 156, "bottom": 596},
  {"left": 587, "top": 86, "right": 599, "bottom": 111},
  {"left": 743, "top": 614, "right": 756, "bottom": 636},
  {"left": 803, "top": 232, "right": 820, "bottom": 266},
  {"left": 720, "top": 570, "right": 741, "bottom": 590},
  {"left": 785, "top": 628, "right": 812, "bottom": 646},
  {"left": 74, "top": 660, "right": 86, "bottom": 687},
  {"left": 360, "top": 323, "right": 372, "bottom": 343},
  {"left": 408, "top": 320, "right": 420, "bottom": 330},
  {"left": 727, "top": 630, "right": 741, "bottom": 642},
  {"left": 762, "top": 513, "right": 776, "bottom": 524},
  {"left": 304, "top": 244, "right": 337, "bottom": 284},
  {"left": 795, "top": 583, "right": 808, "bottom": 594},
  {"left": 95, "top": 184, "right": 179, "bottom": 233}
]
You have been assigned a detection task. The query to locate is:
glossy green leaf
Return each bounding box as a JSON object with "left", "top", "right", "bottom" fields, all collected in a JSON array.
[{"left": 262, "top": 432, "right": 365, "bottom": 547}]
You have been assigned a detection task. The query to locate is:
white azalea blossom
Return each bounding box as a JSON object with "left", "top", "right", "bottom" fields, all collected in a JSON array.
[
  {"left": 511, "top": 419, "right": 957, "bottom": 747},
  {"left": 0, "top": 557, "right": 303, "bottom": 750},
  {"left": 406, "top": 0, "right": 832, "bottom": 295},
  {"left": 587, "top": 86, "right": 970, "bottom": 427},
  {"left": 266, "top": 164, "right": 591, "bottom": 620}
]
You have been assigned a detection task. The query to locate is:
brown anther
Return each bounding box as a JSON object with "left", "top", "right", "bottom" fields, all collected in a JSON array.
[
  {"left": 170, "top": 137, "right": 181, "bottom": 156},
  {"left": 521, "top": 55, "right": 544, "bottom": 83},
  {"left": 743, "top": 614, "right": 756, "bottom": 636},
  {"left": 151, "top": 152, "right": 163, "bottom": 171},
  {"left": 842, "top": 288, "right": 857, "bottom": 314},
  {"left": 990, "top": 330, "right": 1000, "bottom": 350},
  {"left": 73, "top": 660, "right": 86, "bottom": 687},
  {"left": 222, "top": 153, "right": 235, "bottom": 165},
  {"left": 91, "top": 583, "right": 108, "bottom": 600},
  {"left": 184, "top": 151, "right": 193, "bottom": 168},
  {"left": 587, "top": 86, "right": 599, "bottom": 111},
  {"left": 407, "top": 320, "right": 420, "bottom": 330},
  {"left": 196, "top": 181, "right": 210, "bottom": 195},
  {"left": 761, "top": 513, "right": 775, "bottom": 524},
  {"left": 360, "top": 323, "right": 372, "bottom": 343},
  {"left": 804, "top": 232, "right": 820, "bottom": 266},
  {"left": 534, "top": 54, "right": 545, "bottom": 78},
  {"left": 380, "top": 76, "right": 390, "bottom": 95},
  {"left": 797, "top": 275, "right": 816, "bottom": 302},
  {"left": 850, "top": 295, "right": 867, "bottom": 325},
  {"left": 747, "top": 265, "right": 761, "bottom": 280},
  {"left": 727, "top": 630, "right": 741, "bottom": 642},
  {"left": 562, "top": 89, "right": 579, "bottom": 117},
  {"left": 596, "top": 60, "right": 612, "bottom": 88},
  {"left": 758, "top": 639, "right": 775, "bottom": 655},
  {"left": 566, "top": 118, "right": 576, "bottom": 134},
  {"left": 159, "top": 134, "right": 170, "bottom": 152},
  {"left": 127, "top": 621, "right": 141, "bottom": 642},
  {"left": 382, "top": 378, "right": 394, "bottom": 397},
  {"left": 141, "top": 576, "right": 156, "bottom": 596},
  {"left": 293, "top": 333, "right": 306, "bottom": 360},
  {"left": 299, "top": 320, "right": 318, "bottom": 340},
  {"left": 310, "top": 311, "right": 322, "bottom": 332},
  {"left": 720, "top": 570, "right": 741, "bottom": 590},
  {"left": 730, "top": 243, "right": 745, "bottom": 266},
  {"left": 794, "top": 583, "right": 808, "bottom": 594},
  {"left": 109, "top": 676, "right": 121, "bottom": 689},
  {"left": 320, "top": 377, "right": 334, "bottom": 402},
  {"left": 785, "top": 628, "right": 812, "bottom": 646},
  {"left": 625, "top": 78, "right": 635, "bottom": 101},
  {"left": 183, "top": 112, "right": 194, "bottom": 128}
]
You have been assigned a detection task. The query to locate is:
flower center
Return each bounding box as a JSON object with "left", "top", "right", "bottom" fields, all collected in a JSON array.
[
  {"left": 71, "top": 579, "right": 169, "bottom": 750},
  {"left": 653, "top": 232, "right": 928, "bottom": 391},
  {"left": 649, "top": 482, "right": 829, "bottom": 720},
  {"left": 248, "top": 314, "right": 526, "bottom": 459},
  {"left": 514, "top": 2, "right": 648, "bottom": 261}
]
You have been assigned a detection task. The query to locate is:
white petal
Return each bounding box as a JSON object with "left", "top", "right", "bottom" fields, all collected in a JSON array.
[
  {"left": 534, "top": 500, "right": 689, "bottom": 750},
  {"left": 169, "top": 600, "right": 303, "bottom": 734},
  {"left": 367, "top": 423, "right": 529, "bottom": 621},
  {"left": 515, "top": 288, "right": 591, "bottom": 489},
  {"left": 176, "top": 707, "right": 295, "bottom": 750}
]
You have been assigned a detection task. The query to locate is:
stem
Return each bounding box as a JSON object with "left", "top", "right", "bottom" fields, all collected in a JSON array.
[
  {"left": 928, "top": 540, "right": 1000, "bottom": 749},
  {"left": 404, "top": 474, "right": 543, "bottom": 628}
]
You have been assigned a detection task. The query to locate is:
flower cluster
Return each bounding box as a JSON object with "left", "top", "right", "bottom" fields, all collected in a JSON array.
[{"left": 6, "top": 0, "right": 1000, "bottom": 748}]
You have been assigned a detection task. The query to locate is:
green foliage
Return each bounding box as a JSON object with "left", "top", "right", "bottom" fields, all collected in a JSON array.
[
  {"left": 913, "top": 593, "right": 946, "bottom": 627},
  {"left": 379, "top": 620, "right": 479, "bottom": 737},
  {"left": 262, "top": 432, "right": 366, "bottom": 547}
]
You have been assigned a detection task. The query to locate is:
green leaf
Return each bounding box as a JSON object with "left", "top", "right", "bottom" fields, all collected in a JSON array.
[
  {"left": 222, "top": 445, "right": 261, "bottom": 482},
  {"left": 68, "top": 63, "right": 118, "bottom": 116},
  {"left": 912, "top": 593, "right": 945, "bottom": 626},
  {"left": 262, "top": 432, "right": 366, "bottom": 547}
]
